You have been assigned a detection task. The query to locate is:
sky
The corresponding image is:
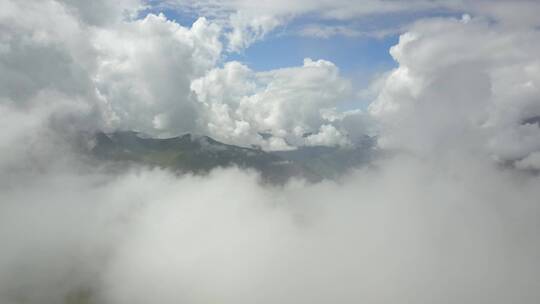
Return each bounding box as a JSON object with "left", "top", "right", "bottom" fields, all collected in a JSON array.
[
  {"left": 142, "top": 5, "right": 401, "bottom": 76},
  {"left": 1, "top": 1, "right": 540, "bottom": 304},
  {"left": 2, "top": 0, "right": 539, "bottom": 151},
  {"left": 139, "top": 1, "right": 404, "bottom": 116}
]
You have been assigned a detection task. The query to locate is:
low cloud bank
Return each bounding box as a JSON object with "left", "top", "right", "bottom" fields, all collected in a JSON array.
[{"left": 1, "top": 127, "right": 539, "bottom": 303}]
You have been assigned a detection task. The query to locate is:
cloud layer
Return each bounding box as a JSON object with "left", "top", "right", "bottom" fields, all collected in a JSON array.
[
  {"left": 1, "top": 1, "right": 540, "bottom": 303},
  {"left": 2, "top": 138, "right": 540, "bottom": 304}
]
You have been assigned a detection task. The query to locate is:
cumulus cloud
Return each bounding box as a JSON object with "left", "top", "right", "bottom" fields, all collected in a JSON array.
[
  {"left": 304, "top": 124, "right": 351, "bottom": 147},
  {"left": 1, "top": 0, "right": 226, "bottom": 139},
  {"left": 0, "top": 0, "right": 370, "bottom": 148},
  {"left": 191, "top": 58, "right": 358, "bottom": 149},
  {"left": 369, "top": 14, "right": 540, "bottom": 164},
  {"left": 93, "top": 13, "right": 222, "bottom": 135}
]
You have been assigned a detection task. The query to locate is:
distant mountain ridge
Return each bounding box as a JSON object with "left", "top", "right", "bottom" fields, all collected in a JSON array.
[{"left": 90, "top": 131, "right": 375, "bottom": 183}]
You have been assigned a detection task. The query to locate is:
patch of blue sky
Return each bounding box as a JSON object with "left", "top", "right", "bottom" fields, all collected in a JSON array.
[
  {"left": 225, "top": 16, "right": 402, "bottom": 110},
  {"left": 227, "top": 31, "right": 399, "bottom": 111},
  {"left": 228, "top": 31, "right": 399, "bottom": 74},
  {"left": 138, "top": 4, "right": 464, "bottom": 109},
  {"left": 228, "top": 9, "right": 463, "bottom": 71},
  {"left": 139, "top": 3, "right": 463, "bottom": 78}
]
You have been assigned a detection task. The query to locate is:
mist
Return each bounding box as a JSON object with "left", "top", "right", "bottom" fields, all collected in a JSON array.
[
  {"left": 1, "top": 123, "right": 539, "bottom": 303},
  {"left": 2, "top": 0, "right": 540, "bottom": 303}
]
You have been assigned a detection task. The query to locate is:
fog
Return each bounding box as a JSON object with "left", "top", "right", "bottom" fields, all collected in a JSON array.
[
  {"left": 1, "top": 124, "right": 539, "bottom": 303},
  {"left": 2, "top": 0, "right": 540, "bottom": 303}
]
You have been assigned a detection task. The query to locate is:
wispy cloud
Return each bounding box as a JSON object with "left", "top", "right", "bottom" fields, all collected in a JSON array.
[{"left": 297, "top": 24, "right": 404, "bottom": 39}]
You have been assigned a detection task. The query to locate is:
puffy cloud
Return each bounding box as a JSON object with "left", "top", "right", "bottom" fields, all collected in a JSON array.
[
  {"left": 369, "top": 14, "right": 540, "bottom": 164},
  {"left": 304, "top": 124, "right": 351, "bottom": 147},
  {"left": 0, "top": 0, "right": 227, "bottom": 138},
  {"left": 0, "top": 0, "right": 372, "bottom": 149},
  {"left": 192, "top": 58, "right": 357, "bottom": 149},
  {"left": 93, "top": 13, "right": 222, "bottom": 135}
]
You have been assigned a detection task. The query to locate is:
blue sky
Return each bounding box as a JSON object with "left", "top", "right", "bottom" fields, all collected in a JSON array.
[
  {"left": 228, "top": 32, "right": 399, "bottom": 111},
  {"left": 138, "top": 5, "right": 461, "bottom": 75},
  {"left": 139, "top": 6, "right": 400, "bottom": 75},
  {"left": 138, "top": 7, "right": 399, "bottom": 111},
  {"left": 227, "top": 31, "right": 399, "bottom": 75},
  {"left": 137, "top": 4, "right": 462, "bottom": 111},
  {"left": 138, "top": 5, "right": 460, "bottom": 74}
]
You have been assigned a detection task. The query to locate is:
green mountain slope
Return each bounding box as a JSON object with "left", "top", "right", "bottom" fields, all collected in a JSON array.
[{"left": 90, "top": 131, "right": 374, "bottom": 183}]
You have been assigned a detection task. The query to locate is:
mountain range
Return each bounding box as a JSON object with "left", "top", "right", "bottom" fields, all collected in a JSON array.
[{"left": 89, "top": 131, "right": 375, "bottom": 183}]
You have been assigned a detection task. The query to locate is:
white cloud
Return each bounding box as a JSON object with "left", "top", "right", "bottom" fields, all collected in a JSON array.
[
  {"left": 2, "top": 141, "right": 540, "bottom": 304},
  {"left": 304, "top": 124, "right": 351, "bottom": 147},
  {"left": 369, "top": 14, "right": 540, "bottom": 164},
  {"left": 464, "top": 0, "right": 540, "bottom": 28},
  {"left": 58, "top": 0, "right": 145, "bottom": 25},
  {"left": 298, "top": 24, "right": 402, "bottom": 39},
  {"left": 0, "top": 0, "right": 97, "bottom": 103},
  {"left": 93, "top": 13, "right": 222, "bottom": 135},
  {"left": 162, "top": 0, "right": 443, "bottom": 50},
  {"left": 192, "top": 58, "right": 357, "bottom": 149},
  {"left": 163, "top": 0, "right": 540, "bottom": 52},
  {"left": 0, "top": 1, "right": 223, "bottom": 138},
  {"left": 3, "top": 0, "right": 540, "bottom": 155},
  {"left": 226, "top": 12, "right": 283, "bottom": 52},
  {"left": 0, "top": 0, "right": 373, "bottom": 149},
  {"left": 164, "top": 0, "right": 449, "bottom": 21},
  {"left": 166, "top": 0, "right": 540, "bottom": 25}
]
